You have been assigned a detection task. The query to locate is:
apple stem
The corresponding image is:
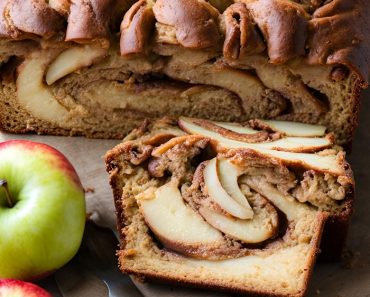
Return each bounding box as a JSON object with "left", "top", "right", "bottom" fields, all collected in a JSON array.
[{"left": 0, "top": 179, "right": 13, "bottom": 208}]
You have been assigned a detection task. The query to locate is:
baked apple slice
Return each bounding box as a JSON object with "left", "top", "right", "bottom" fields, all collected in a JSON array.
[
  {"left": 185, "top": 118, "right": 326, "bottom": 138},
  {"left": 178, "top": 117, "right": 343, "bottom": 175},
  {"left": 46, "top": 45, "right": 107, "bottom": 85},
  {"left": 136, "top": 182, "right": 225, "bottom": 256},
  {"left": 199, "top": 158, "right": 278, "bottom": 243},
  {"left": 252, "top": 119, "right": 326, "bottom": 137},
  {"left": 259, "top": 149, "right": 342, "bottom": 175},
  {"left": 203, "top": 158, "right": 254, "bottom": 219},
  {"left": 178, "top": 117, "right": 332, "bottom": 152},
  {"left": 17, "top": 50, "right": 71, "bottom": 125},
  {"left": 218, "top": 158, "right": 253, "bottom": 213},
  {"left": 17, "top": 46, "right": 108, "bottom": 129},
  {"left": 199, "top": 195, "right": 278, "bottom": 244}
]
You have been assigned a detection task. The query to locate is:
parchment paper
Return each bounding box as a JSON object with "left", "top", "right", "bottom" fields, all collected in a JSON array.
[{"left": 1, "top": 89, "right": 369, "bottom": 297}]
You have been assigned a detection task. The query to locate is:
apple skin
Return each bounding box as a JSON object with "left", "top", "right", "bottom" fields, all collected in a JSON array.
[
  {"left": 0, "top": 140, "right": 85, "bottom": 280},
  {"left": 0, "top": 279, "right": 51, "bottom": 297}
]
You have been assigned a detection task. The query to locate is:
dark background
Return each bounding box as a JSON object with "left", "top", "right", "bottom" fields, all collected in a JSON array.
[{"left": 306, "top": 87, "right": 370, "bottom": 296}]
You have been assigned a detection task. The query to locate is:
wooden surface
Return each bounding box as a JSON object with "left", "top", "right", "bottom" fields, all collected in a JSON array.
[{"left": 1, "top": 88, "right": 369, "bottom": 297}]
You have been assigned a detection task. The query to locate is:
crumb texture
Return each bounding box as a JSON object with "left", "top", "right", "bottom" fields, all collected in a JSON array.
[{"left": 105, "top": 117, "right": 354, "bottom": 297}]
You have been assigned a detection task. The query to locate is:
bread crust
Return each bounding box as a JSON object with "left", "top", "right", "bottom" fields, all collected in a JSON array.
[
  {"left": 242, "top": 0, "right": 309, "bottom": 64},
  {"left": 0, "top": 0, "right": 64, "bottom": 39},
  {"left": 0, "top": 0, "right": 368, "bottom": 82},
  {"left": 223, "top": 3, "right": 265, "bottom": 58},
  {"left": 120, "top": 0, "right": 155, "bottom": 56},
  {"left": 121, "top": 214, "right": 327, "bottom": 297},
  {"left": 345, "top": 77, "right": 363, "bottom": 151},
  {"left": 66, "top": 0, "right": 111, "bottom": 43},
  {"left": 152, "top": 0, "right": 221, "bottom": 49},
  {"left": 307, "top": 0, "right": 370, "bottom": 84}
]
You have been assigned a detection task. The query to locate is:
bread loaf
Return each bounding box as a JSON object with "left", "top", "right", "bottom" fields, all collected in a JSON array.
[
  {"left": 0, "top": 0, "right": 369, "bottom": 144},
  {"left": 105, "top": 117, "right": 354, "bottom": 297}
]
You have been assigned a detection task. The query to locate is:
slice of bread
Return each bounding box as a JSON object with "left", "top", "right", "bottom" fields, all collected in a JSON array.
[
  {"left": 105, "top": 117, "right": 354, "bottom": 297},
  {"left": 0, "top": 0, "right": 369, "bottom": 145}
]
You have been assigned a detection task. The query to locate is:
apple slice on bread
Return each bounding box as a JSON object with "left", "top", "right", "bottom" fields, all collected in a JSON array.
[
  {"left": 16, "top": 46, "right": 107, "bottom": 129},
  {"left": 152, "top": 135, "right": 208, "bottom": 157},
  {"left": 218, "top": 119, "right": 326, "bottom": 137},
  {"left": 16, "top": 50, "right": 71, "bottom": 125},
  {"left": 136, "top": 182, "right": 226, "bottom": 258},
  {"left": 203, "top": 158, "right": 254, "bottom": 219},
  {"left": 178, "top": 117, "right": 345, "bottom": 176},
  {"left": 252, "top": 119, "right": 327, "bottom": 137},
  {"left": 218, "top": 158, "right": 253, "bottom": 213},
  {"left": 46, "top": 45, "right": 107, "bottom": 85},
  {"left": 199, "top": 200, "right": 278, "bottom": 244},
  {"left": 199, "top": 157, "right": 278, "bottom": 243},
  {"left": 178, "top": 117, "right": 332, "bottom": 152}
]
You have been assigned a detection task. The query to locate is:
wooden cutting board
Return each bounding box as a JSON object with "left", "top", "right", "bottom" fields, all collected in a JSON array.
[{"left": 1, "top": 89, "right": 369, "bottom": 297}]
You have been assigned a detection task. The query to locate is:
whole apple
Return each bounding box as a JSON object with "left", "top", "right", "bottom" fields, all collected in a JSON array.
[
  {"left": 0, "top": 140, "right": 86, "bottom": 280},
  {"left": 0, "top": 279, "right": 51, "bottom": 297}
]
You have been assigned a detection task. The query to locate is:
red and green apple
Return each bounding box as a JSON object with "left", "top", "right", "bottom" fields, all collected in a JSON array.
[
  {"left": 0, "top": 140, "right": 86, "bottom": 280},
  {"left": 0, "top": 279, "right": 51, "bottom": 297}
]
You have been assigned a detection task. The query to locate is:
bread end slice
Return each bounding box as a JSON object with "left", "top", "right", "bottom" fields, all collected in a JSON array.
[
  {"left": 106, "top": 146, "right": 326, "bottom": 297},
  {"left": 105, "top": 118, "right": 354, "bottom": 296}
]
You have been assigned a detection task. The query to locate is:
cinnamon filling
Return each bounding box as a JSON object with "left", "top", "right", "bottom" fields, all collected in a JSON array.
[
  {"left": 118, "top": 118, "right": 352, "bottom": 260},
  {"left": 7, "top": 41, "right": 337, "bottom": 132}
]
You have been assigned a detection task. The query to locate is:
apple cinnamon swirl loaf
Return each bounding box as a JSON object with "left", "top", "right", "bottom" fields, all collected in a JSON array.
[
  {"left": 105, "top": 117, "right": 354, "bottom": 297},
  {"left": 0, "top": 0, "right": 369, "bottom": 144}
]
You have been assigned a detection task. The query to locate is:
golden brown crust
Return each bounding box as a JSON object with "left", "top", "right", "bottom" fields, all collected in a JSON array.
[
  {"left": 0, "top": 0, "right": 134, "bottom": 43},
  {"left": 208, "top": 0, "right": 234, "bottom": 12},
  {"left": 307, "top": 0, "right": 370, "bottom": 85},
  {"left": 0, "top": 0, "right": 368, "bottom": 145},
  {"left": 346, "top": 77, "right": 362, "bottom": 151},
  {"left": 152, "top": 0, "right": 221, "bottom": 49},
  {"left": 223, "top": 3, "right": 265, "bottom": 59},
  {"left": 0, "top": 0, "right": 368, "bottom": 82},
  {"left": 65, "top": 0, "right": 112, "bottom": 44},
  {"left": 0, "top": 0, "right": 64, "bottom": 39},
  {"left": 121, "top": 213, "right": 328, "bottom": 297},
  {"left": 241, "top": 0, "right": 310, "bottom": 64},
  {"left": 120, "top": 0, "right": 155, "bottom": 56},
  {"left": 105, "top": 141, "right": 135, "bottom": 235}
]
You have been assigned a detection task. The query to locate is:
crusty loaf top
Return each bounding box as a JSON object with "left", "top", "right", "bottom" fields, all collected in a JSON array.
[{"left": 1, "top": 0, "right": 369, "bottom": 84}]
